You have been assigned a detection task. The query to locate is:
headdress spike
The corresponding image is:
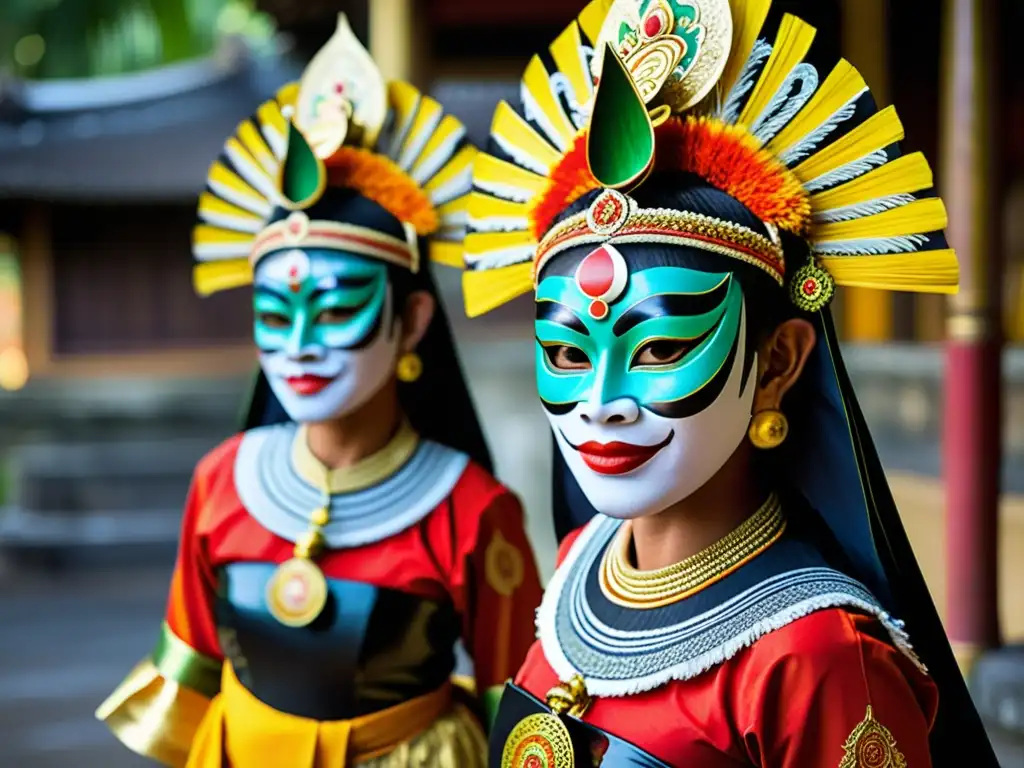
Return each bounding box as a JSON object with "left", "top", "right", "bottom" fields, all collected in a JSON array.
[
  {"left": 278, "top": 121, "right": 327, "bottom": 211},
  {"left": 586, "top": 42, "right": 656, "bottom": 190}
]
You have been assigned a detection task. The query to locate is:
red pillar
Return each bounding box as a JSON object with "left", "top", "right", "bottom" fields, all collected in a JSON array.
[{"left": 941, "top": 0, "right": 1003, "bottom": 673}]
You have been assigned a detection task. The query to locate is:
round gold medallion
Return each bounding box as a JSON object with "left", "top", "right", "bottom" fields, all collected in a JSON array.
[
  {"left": 501, "top": 713, "right": 575, "bottom": 768},
  {"left": 265, "top": 557, "right": 329, "bottom": 627}
]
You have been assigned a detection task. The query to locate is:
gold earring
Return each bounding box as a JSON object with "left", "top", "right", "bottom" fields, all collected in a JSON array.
[
  {"left": 396, "top": 352, "right": 422, "bottom": 383},
  {"left": 748, "top": 410, "right": 788, "bottom": 450}
]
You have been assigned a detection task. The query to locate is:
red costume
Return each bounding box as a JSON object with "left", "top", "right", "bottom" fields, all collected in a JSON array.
[
  {"left": 97, "top": 14, "right": 543, "bottom": 767},
  {"left": 171, "top": 433, "right": 540, "bottom": 695},
  {"left": 514, "top": 532, "right": 938, "bottom": 767},
  {"left": 98, "top": 419, "right": 543, "bottom": 768},
  {"left": 462, "top": 2, "right": 999, "bottom": 763}
]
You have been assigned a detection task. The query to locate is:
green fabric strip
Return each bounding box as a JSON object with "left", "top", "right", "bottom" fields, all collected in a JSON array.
[
  {"left": 483, "top": 684, "right": 505, "bottom": 731},
  {"left": 151, "top": 622, "right": 222, "bottom": 699}
]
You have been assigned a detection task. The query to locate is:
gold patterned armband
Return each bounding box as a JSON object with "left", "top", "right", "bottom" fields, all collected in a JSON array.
[{"left": 95, "top": 623, "right": 222, "bottom": 767}]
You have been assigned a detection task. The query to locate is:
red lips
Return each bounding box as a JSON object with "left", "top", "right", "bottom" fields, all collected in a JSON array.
[
  {"left": 285, "top": 375, "right": 334, "bottom": 396},
  {"left": 570, "top": 432, "right": 674, "bottom": 475}
]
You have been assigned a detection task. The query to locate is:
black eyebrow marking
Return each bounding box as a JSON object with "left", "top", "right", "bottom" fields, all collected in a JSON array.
[
  {"left": 252, "top": 285, "right": 292, "bottom": 304},
  {"left": 308, "top": 276, "right": 376, "bottom": 304},
  {"left": 536, "top": 300, "right": 590, "bottom": 336},
  {"left": 612, "top": 277, "right": 731, "bottom": 337},
  {"left": 645, "top": 329, "right": 741, "bottom": 419}
]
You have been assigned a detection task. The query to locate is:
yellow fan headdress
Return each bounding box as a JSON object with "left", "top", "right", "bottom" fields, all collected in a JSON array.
[
  {"left": 192, "top": 14, "right": 475, "bottom": 297},
  {"left": 462, "top": 0, "right": 957, "bottom": 317}
]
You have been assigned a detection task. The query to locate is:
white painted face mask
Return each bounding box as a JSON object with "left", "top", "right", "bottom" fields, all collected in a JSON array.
[
  {"left": 253, "top": 249, "right": 400, "bottom": 424},
  {"left": 535, "top": 259, "right": 756, "bottom": 519}
]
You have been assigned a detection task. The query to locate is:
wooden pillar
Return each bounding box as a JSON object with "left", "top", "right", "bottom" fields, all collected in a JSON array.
[
  {"left": 368, "top": 0, "right": 425, "bottom": 87},
  {"left": 19, "top": 203, "right": 52, "bottom": 378},
  {"left": 840, "top": 0, "right": 893, "bottom": 342},
  {"left": 941, "top": 0, "right": 1002, "bottom": 676}
]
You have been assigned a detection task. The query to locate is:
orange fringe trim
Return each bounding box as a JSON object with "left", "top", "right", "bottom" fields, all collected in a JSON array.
[
  {"left": 527, "top": 117, "right": 812, "bottom": 238},
  {"left": 324, "top": 147, "right": 439, "bottom": 236},
  {"left": 528, "top": 132, "right": 599, "bottom": 240},
  {"left": 654, "top": 117, "right": 811, "bottom": 233}
]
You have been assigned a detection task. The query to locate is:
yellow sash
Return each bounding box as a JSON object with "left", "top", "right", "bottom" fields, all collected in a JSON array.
[{"left": 186, "top": 663, "right": 456, "bottom": 767}]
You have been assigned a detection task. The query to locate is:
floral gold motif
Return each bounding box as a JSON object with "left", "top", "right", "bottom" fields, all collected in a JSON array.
[
  {"left": 485, "top": 530, "right": 526, "bottom": 597},
  {"left": 626, "top": 36, "right": 688, "bottom": 103},
  {"left": 839, "top": 706, "right": 907, "bottom": 768},
  {"left": 590, "top": 0, "right": 733, "bottom": 113},
  {"left": 586, "top": 189, "right": 632, "bottom": 235},
  {"left": 501, "top": 712, "right": 575, "bottom": 768},
  {"left": 790, "top": 260, "right": 836, "bottom": 313}
]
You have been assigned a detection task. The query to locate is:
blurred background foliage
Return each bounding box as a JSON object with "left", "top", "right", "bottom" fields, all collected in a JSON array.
[{"left": 0, "top": 0, "right": 277, "bottom": 80}]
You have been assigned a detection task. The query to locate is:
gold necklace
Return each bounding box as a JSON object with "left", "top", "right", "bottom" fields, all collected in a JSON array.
[
  {"left": 599, "top": 494, "right": 786, "bottom": 610},
  {"left": 265, "top": 421, "right": 419, "bottom": 628}
]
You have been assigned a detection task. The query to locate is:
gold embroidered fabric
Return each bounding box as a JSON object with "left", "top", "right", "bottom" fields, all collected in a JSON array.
[
  {"left": 839, "top": 705, "right": 907, "bottom": 768},
  {"left": 600, "top": 494, "right": 786, "bottom": 609},
  {"left": 95, "top": 659, "right": 213, "bottom": 767},
  {"left": 356, "top": 705, "right": 486, "bottom": 768},
  {"left": 535, "top": 205, "right": 786, "bottom": 286},
  {"left": 292, "top": 419, "right": 419, "bottom": 494}
]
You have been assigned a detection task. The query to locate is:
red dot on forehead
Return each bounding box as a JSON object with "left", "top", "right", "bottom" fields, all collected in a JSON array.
[
  {"left": 589, "top": 300, "right": 609, "bottom": 320},
  {"left": 577, "top": 247, "right": 616, "bottom": 299}
]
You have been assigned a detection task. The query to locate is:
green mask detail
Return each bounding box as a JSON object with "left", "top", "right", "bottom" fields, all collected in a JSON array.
[
  {"left": 253, "top": 250, "right": 388, "bottom": 354},
  {"left": 535, "top": 266, "right": 742, "bottom": 413}
]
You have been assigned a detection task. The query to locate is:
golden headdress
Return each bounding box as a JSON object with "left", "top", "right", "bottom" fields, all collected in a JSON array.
[
  {"left": 192, "top": 14, "right": 474, "bottom": 296},
  {"left": 462, "top": 0, "right": 957, "bottom": 317}
]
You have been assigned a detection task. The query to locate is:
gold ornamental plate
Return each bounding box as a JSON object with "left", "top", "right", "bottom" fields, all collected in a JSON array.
[
  {"left": 265, "top": 557, "right": 328, "bottom": 628},
  {"left": 294, "top": 13, "right": 388, "bottom": 155},
  {"left": 590, "top": 0, "right": 733, "bottom": 113},
  {"left": 501, "top": 712, "right": 575, "bottom": 768}
]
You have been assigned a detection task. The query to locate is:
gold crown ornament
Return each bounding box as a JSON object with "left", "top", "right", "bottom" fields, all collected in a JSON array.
[
  {"left": 191, "top": 13, "right": 476, "bottom": 297},
  {"left": 461, "top": 0, "right": 958, "bottom": 318}
]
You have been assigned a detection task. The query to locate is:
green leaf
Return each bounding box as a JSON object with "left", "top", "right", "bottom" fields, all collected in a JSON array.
[
  {"left": 586, "top": 42, "right": 655, "bottom": 190},
  {"left": 280, "top": 121, "right": 326, "bottom": 209}
]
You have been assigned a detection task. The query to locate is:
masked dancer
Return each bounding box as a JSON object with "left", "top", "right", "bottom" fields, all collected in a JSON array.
[
  {"left": 462, "top": 1, "right": 998, "bottom": 765},
  {"left": 97, "top": 15, "right": 543, "bottom": 768}
]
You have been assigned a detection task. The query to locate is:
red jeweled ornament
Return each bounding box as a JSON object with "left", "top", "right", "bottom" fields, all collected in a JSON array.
[
  {"left": 575, "top": 244, "right": 629, "bottom": 320},
  {"left": 578, "top": 248, "right": 615, "bottom": 297},
  {"left": 642, "top": 7, "right": 670, "bottom": 38},
  {"left": 789, "top": 261, "right": 835, "bottom": 313},
  {"left": 586, "top": 188, "right": 632, "bottom": 235},
  {"left": 589, "top": 300, "right": 609, "bottom": 320}
]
